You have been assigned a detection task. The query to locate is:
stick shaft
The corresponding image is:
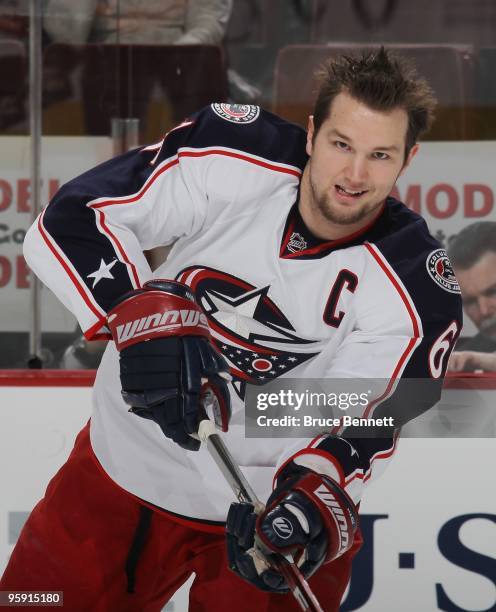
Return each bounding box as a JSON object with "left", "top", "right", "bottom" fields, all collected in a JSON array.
[
  {"left": 206, "top": 433, "right": 265, "bottom": 512},
  {"left": 197, "top": 420, "right": 324, "bottom": 612},
  {"left": 197, "top": 419, "right": 263, "bottom": 508}
]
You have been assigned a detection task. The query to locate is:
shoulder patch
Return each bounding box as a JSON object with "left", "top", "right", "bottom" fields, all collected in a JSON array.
[
  {"left": 211, "top": 103, "right": 260, "bottom": 124},
  {"left": 426, "top": 249, "right": 461, "bottom": 294}
]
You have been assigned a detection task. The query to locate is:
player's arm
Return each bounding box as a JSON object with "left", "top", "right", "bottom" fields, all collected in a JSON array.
[
  {"left": 107, "top": 279, "right": 231, "bottom": 450},
  {"left": 277, "top": 242, "right": 463, "bottom": 503},
  {"left": 23, "top": 112, "right": 231, "bottom": 449},
  {"left": 228, "top": 238, "right": 463, "bottom": 590},
  {"left": 23, "top": 117, "right": 205, "bottom": 341}
]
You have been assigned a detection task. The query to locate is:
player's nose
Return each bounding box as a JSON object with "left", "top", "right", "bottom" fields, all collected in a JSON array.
[{"left": 344, "top": 155, "right": 368, "bottom": 187}]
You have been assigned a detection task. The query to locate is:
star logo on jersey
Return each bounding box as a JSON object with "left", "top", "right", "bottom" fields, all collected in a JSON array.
[
  {"left": 176, "top": 267, "right": 320, "bottom": 398},
  {"left": 87, "top": 258, "right": 118, "bottom": 288}
]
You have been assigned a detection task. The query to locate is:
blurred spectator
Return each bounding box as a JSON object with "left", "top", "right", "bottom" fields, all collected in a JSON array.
[
  {"left": 448, "top": 350, "right": 496, "bottom": 373},
  {"left": 0, "top": 0, "right": 27, "bottom": 41},
  {"left": 43, "top": 2, "right": 231, "bottom": 369},
  {"left": 225, "top": 0, "right": 314, "bottom": 106},
  {"left": 43, "top": 0, "right": 231, "bottom": 45},
  {"left": 42, "top": 0, "right": 232, "bottom": 133},
  {"left": 448, "top": 221, "right": 496, "bottom": 372},
  {"left": 0, "top": 1, "right": 28, "bottom": 132}
]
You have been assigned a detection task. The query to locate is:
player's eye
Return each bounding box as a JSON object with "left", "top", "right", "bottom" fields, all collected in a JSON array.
[
  {"left": 335, "top": 140, "right": 350, "bottom": 151},
  {"left": 372, "top": 151, "right": 389, "bottom": 160}
]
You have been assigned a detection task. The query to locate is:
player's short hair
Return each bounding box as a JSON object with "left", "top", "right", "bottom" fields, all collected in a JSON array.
[
  {"left": 448, "top": 222, "right": 496, "bottom": 270},
  {"left": 312, "top": 47, "right": 437, "bottom": 160}
]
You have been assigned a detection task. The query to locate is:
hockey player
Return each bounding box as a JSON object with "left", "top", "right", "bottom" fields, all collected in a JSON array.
[{"left": 1, "top": 48, "right": 462, "bottom": 611}]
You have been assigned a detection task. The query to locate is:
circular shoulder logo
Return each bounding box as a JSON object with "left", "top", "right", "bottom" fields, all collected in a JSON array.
[
  {"left": 426, "top": 249, "right": 460, "bottom": 294},
  {"left": 211, "top": 103, "right": 260, "bottom": 124}
]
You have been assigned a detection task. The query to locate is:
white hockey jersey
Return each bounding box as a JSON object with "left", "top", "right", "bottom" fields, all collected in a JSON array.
[{"left": 24, "top": 104, "right": 462, "bottom": 527}]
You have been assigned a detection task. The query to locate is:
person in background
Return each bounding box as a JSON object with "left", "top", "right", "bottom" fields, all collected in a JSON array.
[
  {"left": 43, "top": 0, "right": 232, "bottom": 46},
  {"left": 0, "top": 0, "right": 27, "bottom": 41},
  {"left": 44, "top": 0, "right": 232, "bottom": 370},
  {"left": 0, "top": 1, "right": 29, "bottom": 131},
  {"left": 41, "top": 0, "right": 232, "bottom": 133},
  {"left": 448, "top": 221, "right": 496, "bottom": 372}
]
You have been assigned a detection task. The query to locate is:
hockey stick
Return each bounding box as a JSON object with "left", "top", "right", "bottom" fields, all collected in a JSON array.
[{"left": 194, "top": 417, "right": 325, "bottom": 612}]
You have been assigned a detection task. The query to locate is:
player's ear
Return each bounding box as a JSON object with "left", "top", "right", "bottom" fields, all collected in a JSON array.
[
  {"left": 400, "top": 143, "right": 419, "bottom": 175},
  {"left": 306, "top": 116, "right": 315, "bottom": 156}
]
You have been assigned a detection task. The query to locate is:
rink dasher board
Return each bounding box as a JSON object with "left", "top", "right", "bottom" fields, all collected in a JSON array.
[{"left": 0, "top": 380, "right": 494, "bottom": 611}]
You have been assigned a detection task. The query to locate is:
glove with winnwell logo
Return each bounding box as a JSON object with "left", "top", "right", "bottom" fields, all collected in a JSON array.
[
  {"left": 226, "top": 468, "right": 358, "bottom": 592},
  {"left": 107, "top": 280, "right": 231, "bottom": 451}
]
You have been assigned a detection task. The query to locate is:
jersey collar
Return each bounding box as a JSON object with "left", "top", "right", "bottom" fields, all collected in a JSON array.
[{"left": 279, "top": 198, "right": 392, "bottom": 260}]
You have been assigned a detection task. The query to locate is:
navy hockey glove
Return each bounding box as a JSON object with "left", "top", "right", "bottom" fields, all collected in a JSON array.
[
  {"left": 107, "top": 280, "right": 231, "bottom": 451},
  {"left": 226, "top": 469, "right": 358, "bottom": 592}
]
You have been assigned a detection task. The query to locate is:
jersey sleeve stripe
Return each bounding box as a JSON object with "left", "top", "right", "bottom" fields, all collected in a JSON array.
[
  {"left": 362, "top": 242, "right": 424, "bottom": 418},
  {"left": 91, "top": 208, "right": 142, "bottom": 289},
  {"left": 83, "top": 147, "right": 300, "bottom": 247},
  {"left": 365, "top": 242, "right": 422, "bottom": 337},
  {"left": 37, "top": 210, "right": 106, "bottom": 323},
  {"left": 326, "top": 339, "right": 418, "bottom": 431},
  {"left": 90, "top": 147, "right": 300, "bottom": 214},
  {"left": 142, "top": 119, "right": 195, "bottom": 165},
  {"left": 361, "top": 336, "right": 421, "bottom": 419},
  {"left": 177, "top": 147, "right": 303, "bottom": 176},
  {"left": 83, "top": 320, "right": 111, "bottom": 341},
  {"left": 308, "top": 434, "right": 328, "bottom": 448},
  {"left": 345, "top": 435, "right": 398, "bottom": 487},
  {"left": 89, "top": 157, "right": 180, "bottom": 210}
]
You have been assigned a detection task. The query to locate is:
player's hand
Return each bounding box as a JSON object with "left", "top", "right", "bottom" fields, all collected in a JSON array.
[
  {"left": 226, "top": 469, "right": 358, "bottom": 592},
  {"left": 448, "top": 350, "right": 496, "bottom": 373},
  {"left": 107, "top": 280, "right": 231, "bottom": 451}
]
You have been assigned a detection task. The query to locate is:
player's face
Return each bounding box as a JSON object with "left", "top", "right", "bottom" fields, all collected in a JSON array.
[
  {"left": 301, "top": 91, "right": 418, "bottom": 239},
  {"left": 456, "top": 251, "right": 496, "bottom": 339}
]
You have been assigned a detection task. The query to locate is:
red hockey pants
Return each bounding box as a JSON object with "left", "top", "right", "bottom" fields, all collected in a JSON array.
[{"left": 0, "top": 424, "right": 361, "bottom": 611}]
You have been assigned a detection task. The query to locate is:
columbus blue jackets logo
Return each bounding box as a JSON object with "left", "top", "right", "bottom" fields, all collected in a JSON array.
[
  {"left": 426, "top": 249, "right": 461, "bottom": 294},
  {"left": 211, "top": 103, "right": 260, "bottom": 124},
  {"left": 176, "top": 267, "right": 319, "bottom": 398}
]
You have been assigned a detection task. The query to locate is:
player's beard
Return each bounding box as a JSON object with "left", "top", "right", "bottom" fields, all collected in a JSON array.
[{"left": 308, "top": 175, "right": 384, "bottom": 226}]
